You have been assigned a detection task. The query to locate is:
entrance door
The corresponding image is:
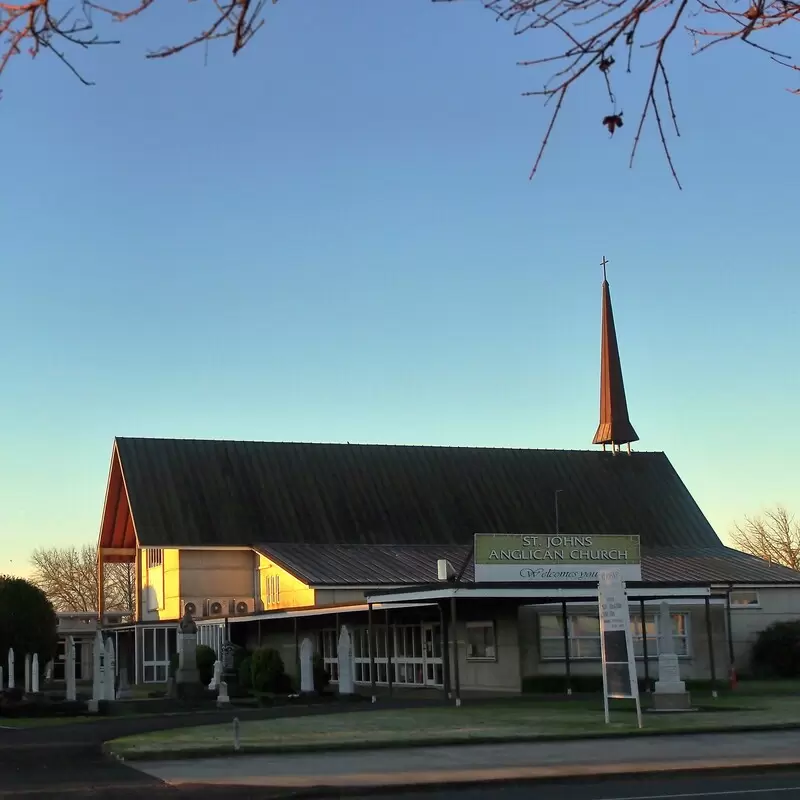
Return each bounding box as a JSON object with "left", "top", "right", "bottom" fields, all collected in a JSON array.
[{"left": 422, "top": 623, "right": 444, "bottom": 687}]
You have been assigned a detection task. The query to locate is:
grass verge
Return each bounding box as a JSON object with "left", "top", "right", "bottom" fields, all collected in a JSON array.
[{"left": 105, "top": 694, "right": 800, "bottom": 761}]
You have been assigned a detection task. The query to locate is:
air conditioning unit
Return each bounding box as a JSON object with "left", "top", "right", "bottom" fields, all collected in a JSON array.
[
  {"left": 231, "top": 598, "right": 255, "bottom": 616},
  {"left": 205, "top": 598, "right": 227, "bottom": 617},
  {"left": 182, "top": 599, "right": 205, "bottom": 619}
]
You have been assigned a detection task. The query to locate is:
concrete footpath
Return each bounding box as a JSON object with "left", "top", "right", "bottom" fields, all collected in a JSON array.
[{"left": 129, "top": 728, "right": 800, "bottom": 792}]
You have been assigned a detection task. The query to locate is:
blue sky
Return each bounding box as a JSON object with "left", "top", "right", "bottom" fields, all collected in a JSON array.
[{"left": 1, "top": 0, "right": 798, "bottom": 576}]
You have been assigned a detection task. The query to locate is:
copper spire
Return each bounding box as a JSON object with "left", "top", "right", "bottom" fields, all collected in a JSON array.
[{"left": 592, "top": 257, "right": 639, "bottom": 451}]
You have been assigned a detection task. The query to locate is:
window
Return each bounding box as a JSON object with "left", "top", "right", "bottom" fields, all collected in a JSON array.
[
  {"left": 320, "top": 629, "right": 339, "bottom": 682},
  {"left": 147, "top": 548, "right": 163, "bottom": 568},
  {"left": 466, "top": 621, "right": 497, "bottom": 661},
  {"left": 141, "top": 626, "right": 175, "bottom": 683},
  {"left": 197, "top": 622, "right": 225, "bottom": 657},
  {"left": 539, "top": 614, "right": 601, "bottom": 659},
  {"left": 730, "top": 590, "right": 760, "bottom": 608},
  {"left": 265, "top": 574, "right": 281, "bottom": 607},
  {"left": 630, "top": 613, "right": 689, "bottom": 657},
  {"left": 539, "top": 611, "right": 690, "bottom": 660},
  {"left": 319, "top": 624, "right": 444, "bottom": 688}
]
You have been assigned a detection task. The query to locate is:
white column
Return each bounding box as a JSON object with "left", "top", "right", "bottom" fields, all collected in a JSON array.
[
  {"left": 104, "top": 638, "right": 116, "bottom": 701},
  {"left": 134, "top": 627, "right": 141, "bottom": 685},
  {"left": 31, "top": 654, "right": 40, "bottom": 694},
  {"left": 65, "top": 636, "right": 77, "bottom": 701},
  {"left": 92, "top": 631, "right": 105, "bottom": 701}
]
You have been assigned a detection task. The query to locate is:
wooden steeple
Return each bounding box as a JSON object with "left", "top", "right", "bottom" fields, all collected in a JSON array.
[{"left": 592, "top": 257, "right": 639, "bottom": 453}]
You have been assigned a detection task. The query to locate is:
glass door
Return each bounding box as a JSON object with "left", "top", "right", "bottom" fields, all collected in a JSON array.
[{"left": 422, "top": 623, "right": 444, "bottom": 687}]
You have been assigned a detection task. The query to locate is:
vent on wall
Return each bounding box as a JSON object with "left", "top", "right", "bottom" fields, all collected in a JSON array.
[
  {"left": 206, "top": 599, "right": 226, "bottom": 617},
  {"left": 232, "top": 599, "right": 254, "bottom": 615},
  {"left": 182, "top": 599, "right": 205, "bottom": 619}
]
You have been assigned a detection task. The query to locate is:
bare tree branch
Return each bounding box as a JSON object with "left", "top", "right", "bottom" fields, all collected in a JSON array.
[
  {"left": 1, "top": 0, "right": 798, "bottom": 181},
  {"left": 30, "top": 544, "right": 134, "bottom": 613},
  {"left": 730, "top": 506, "right": 800, "bottom": 571}
]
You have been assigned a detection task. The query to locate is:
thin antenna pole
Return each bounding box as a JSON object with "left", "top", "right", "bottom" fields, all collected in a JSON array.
[{"left": 554, "top": 489, "right": 563, "bottom": 535}]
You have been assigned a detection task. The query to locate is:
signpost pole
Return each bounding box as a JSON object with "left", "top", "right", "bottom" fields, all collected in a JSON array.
[
  {"left": 598, "top": 570, "right": 642, "bottom": 729},
  {"left": 625, "top": 609, "right": 643, "bottom": 729},
  {"left": 599, "top": 606, "right": 611, "bottom": 725}
]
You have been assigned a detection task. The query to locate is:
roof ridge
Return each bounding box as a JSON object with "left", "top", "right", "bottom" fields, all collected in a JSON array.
[
  {"left": 115, "top": 436, "right": 667, "bottom": 454},
  {"left": 263, "top": 542, "right": 470, "bottom": 549}
]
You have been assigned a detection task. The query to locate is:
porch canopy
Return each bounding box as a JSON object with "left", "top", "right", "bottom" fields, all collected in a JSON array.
[{"left": 364, "top": 580, "right": 727, "bottom": 702}]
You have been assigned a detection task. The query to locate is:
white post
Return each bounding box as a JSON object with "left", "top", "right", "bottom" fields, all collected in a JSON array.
[
  {"left": 24, "top": 654, "right": 31, "bottom": 694},
  {"left": 209, "top": 660, "right": 223, "bottom": 691},
  {"left": 92, "top": 631, "right": 105, "bottom": 703},
  {"left": 65, "top": 637, "right": 77, "bottom": 701},
  {"left": 299, "top": 638, "right": 314, "bottom": 694},
  {"left": 104, "top": 638, "right": 116, "bottom": 701},
  {"left": 7, "top": 648, "right": 14, "bottom": 690},
  {"left": 337, "top": 626, "right": 354, "bottom": 695},
  {"left": 31, "top": 654, "right": 40, "bottom": 694},
  {"left": 103, "top": 636, "right": 117, "bottom": 700},
  {"left": 217, "top": 680, "right": 231, "bottom": 707}
]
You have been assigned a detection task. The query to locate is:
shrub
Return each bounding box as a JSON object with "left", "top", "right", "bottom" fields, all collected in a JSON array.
[
  {"left": 521, "top": 675, "right": 720, "bottom": 694},
  {"left": 196, "top": 644, "right": 217, "bottom": 685},
  {"left": 238, "top": 656, "right": 253, "bottom": 692},
  {"left": 312, "top": 652, "right": 330, "bottom": 694},
  {"left": 250, "top": 647, "right": 286, "bottom": 693},
  {"left": 231, "top": 644, "right": 249, "bottom": 673},
  {"left": 751, "top": 620, "right": 800, "bottom": 679},
  {"left": 169, "top": 644, "right": 218, "bottom": 685},
  {"left": 0, "top": 576, "right": 58, "bottom": 684}
]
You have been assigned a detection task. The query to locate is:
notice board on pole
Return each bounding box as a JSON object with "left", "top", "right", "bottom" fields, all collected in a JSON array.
[{"left": 598, "top": 569, "right": 642, "bottom": 728}]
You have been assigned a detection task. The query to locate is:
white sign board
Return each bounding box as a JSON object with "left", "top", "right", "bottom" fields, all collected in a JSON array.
[
  {"left": 474, "top": 534, "right": 642, "bottom": 583},
  {"left": 598, "top": 570, "right": 642, "bottom": 728}
]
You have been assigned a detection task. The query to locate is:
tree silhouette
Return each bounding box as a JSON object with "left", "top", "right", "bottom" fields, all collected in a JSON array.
[
  {"left": 2, "top": 0, "right": 798, "bottom": 184},
  {"left": 731, "top": 506, "right": 800, "bottom": 571}
]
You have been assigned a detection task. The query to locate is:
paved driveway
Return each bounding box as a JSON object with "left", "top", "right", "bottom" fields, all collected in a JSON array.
[{"left": 0, "top": 700, "right": 423, "bottom": 798}]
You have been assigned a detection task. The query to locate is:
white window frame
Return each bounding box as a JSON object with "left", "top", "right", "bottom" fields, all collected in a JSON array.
[
  {"left": 265, "top": 574, "right": 282, "bottom": 607},
  {"left": 141, "top": 626, "right": 173, "bottom": 683},
  {"left": 630, "top": 612, "right": 690, "bottom": 658},
  {"left": 145, "top": 549, "right": 165, "bottom": 612},
  {"left": 320, "top": 624, "right": 444, "bottom": 688},
  {"left": 321, "top": 629, "right": 339, "bottom": 682},
  {"left": 197, "top": 622, "right": 225, "bottom": 658},
  {"left": 465, "top": 621, "right": 497, "bottom": 662},
  {"left": 538, "top": 611, "right": 691, "bottom": 661},
  {"left": 729, "top": 590, "right": 761, "bottom": 608}
]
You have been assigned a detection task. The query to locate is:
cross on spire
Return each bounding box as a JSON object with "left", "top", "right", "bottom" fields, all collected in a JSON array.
[{"left": 601, "top": 256, "right": 609, "bottom": 282}]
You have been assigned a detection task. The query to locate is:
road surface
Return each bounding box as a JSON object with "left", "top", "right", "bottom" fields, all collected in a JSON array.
[{"left": 352, "top": 771, "right": 800, "bottom": 799}]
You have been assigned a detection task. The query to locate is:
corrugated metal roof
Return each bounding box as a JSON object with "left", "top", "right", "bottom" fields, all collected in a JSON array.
[
  {"left": 257, "top": 543, "right": 473, "bottom": 585},
  {"left": 642, "top": 547, "right": 800, "bottom": 584},
  {"left": 257, "top": 543, "right": 800, "bottom": 586},
  {"left": 115, "top": 437, "right": 722, "bottom": 550}
]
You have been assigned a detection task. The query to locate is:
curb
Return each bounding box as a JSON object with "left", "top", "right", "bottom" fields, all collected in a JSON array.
[
  {"left": 150, "top": 757, "right": 800, "bottom": 796},
  {"left": 104, "top": 721, "right": 800, "bottom": 762}
]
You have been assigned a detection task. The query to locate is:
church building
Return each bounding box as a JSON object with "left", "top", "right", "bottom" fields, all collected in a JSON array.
[{"left": 95, "top": 268, "right": 800, "bottom": 694}]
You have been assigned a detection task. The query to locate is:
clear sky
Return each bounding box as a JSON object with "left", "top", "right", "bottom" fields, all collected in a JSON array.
[{"left": 1, "top": 1, "right": 798, "bottom": 577}]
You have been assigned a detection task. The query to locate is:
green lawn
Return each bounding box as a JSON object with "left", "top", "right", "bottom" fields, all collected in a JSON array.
[{"left": 105, "top": 694, "right": 800, "bottom": 760}]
